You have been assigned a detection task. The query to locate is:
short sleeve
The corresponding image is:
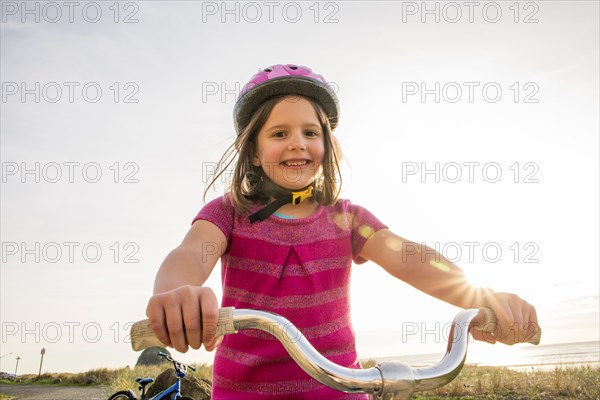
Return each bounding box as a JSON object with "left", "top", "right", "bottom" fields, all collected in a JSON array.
[
  {"left": 192, "top": 195, "right": 235, "bottom": 241},
  {"left": 346, "top": 201, "right": 388, "bottom": 264}
]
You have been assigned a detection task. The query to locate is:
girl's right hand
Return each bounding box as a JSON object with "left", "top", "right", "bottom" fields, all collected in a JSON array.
[{"left": 145, "top": 285, "right": 220, "bottom": 353}]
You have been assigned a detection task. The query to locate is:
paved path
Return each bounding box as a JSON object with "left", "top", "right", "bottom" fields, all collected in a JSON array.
[{"left": 0, "top": 383, "right": 111, "bottom": 400}]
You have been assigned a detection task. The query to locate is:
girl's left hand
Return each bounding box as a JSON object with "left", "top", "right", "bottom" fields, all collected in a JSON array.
[{"left": 471, "top": 292, "right": 539, "bottom": 345}]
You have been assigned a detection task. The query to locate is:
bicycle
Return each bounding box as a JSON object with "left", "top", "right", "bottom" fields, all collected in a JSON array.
[
  {"left": 130, "top": 307, "right": 541, "bottom": 400},
  {"left": 107, "top": 351, "right": 196, "bottom": 400}
]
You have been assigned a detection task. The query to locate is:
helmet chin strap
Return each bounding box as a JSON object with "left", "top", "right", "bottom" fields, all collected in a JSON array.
[{"left": 248, "top": 182, "right": 314, "bottom": 223}]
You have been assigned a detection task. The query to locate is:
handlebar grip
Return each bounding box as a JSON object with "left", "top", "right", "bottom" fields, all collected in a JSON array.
[
  {"left": 474, "top": 307, "right": 541, "bottom": 345},
  {"left": 130, "top": 307, "right": 237, "bottom": 351}
]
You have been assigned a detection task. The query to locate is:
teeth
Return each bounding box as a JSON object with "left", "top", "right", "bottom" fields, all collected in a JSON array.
[{"left": 284, "top": 160, "right": 308, "bottom": 166}]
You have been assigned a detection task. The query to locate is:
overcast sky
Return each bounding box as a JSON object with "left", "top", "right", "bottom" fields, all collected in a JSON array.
[{"left": 1, "top": 1, "right": 598, "bottom": 374}]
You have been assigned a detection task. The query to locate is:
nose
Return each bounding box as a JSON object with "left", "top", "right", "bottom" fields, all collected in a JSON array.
[{"left": 288, "top": 132, "right": 307, "bottom": 151}]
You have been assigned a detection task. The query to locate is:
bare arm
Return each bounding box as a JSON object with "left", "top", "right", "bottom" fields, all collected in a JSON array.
[
  {"left": 153, "top": 220, "right": 226, "bottom": 293},
  {"left": 146, "top": 220, "right": 227, "bottom": 352},
  {"left": 360, "top": 229, "right": 538, "bottom": 345}
]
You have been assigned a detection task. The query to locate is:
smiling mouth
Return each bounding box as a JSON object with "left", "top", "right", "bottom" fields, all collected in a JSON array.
[{"left": 282, "top": 160, "right": 310, "bottom": 167}]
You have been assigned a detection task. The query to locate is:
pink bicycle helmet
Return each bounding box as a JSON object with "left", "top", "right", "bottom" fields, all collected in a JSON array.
[{"left": 233, "top": 63, "right": 339, "bottom": 135}]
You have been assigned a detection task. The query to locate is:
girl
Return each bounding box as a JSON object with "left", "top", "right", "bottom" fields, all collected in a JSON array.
[{"left": 146, "top": 64, "right": 538, "bottom": 399}]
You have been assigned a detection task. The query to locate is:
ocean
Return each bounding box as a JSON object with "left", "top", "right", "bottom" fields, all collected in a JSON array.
[{"left": 372, "top": 341, "right": 600, "bottom": 371}]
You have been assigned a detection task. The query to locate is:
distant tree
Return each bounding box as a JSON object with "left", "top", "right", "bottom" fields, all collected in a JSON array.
[{"left": 136, "top": 347, "right": 171, "bottom": 366}]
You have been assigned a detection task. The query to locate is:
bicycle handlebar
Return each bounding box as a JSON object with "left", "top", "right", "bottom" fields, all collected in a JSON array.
[
  {"left": 130, "top": 308, "right": 541, "bottom": 399},
  {"left": 157, "top": 351, "right": 196, "bottom": 373}
]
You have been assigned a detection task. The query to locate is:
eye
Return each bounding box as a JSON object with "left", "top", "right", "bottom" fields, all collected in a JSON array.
[
  {"left": 305, "top": 130, "right": 319, "bottom": 137},
  {"left": 272, "top": 131, "right": 286, "bottom": 138}
]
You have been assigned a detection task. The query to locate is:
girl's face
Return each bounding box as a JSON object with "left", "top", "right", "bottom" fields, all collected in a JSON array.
[{"left": 254, "top": 96, "right": 325, "bottom": 191}]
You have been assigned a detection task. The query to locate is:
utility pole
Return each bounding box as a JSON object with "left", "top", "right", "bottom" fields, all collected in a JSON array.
[
  {"left": 38, "top": 348, "right": 45, "bottom": 379},
  {"left": 15, "top": 356, "right": 20, "bottom": 376}
]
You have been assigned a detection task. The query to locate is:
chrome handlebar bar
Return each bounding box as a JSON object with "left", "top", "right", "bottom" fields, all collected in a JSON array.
[{"left": 131, "top": 307, "right": 541, "bottom": 400}]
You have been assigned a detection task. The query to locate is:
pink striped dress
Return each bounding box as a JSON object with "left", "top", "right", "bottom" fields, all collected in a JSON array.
[{"left": 193, "top": 195, "right": 387, "bottom": 399}]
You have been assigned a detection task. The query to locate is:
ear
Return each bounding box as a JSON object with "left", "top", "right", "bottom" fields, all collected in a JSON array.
[{"left": 252, "top": 144, "right": 261, "bottom": 167}]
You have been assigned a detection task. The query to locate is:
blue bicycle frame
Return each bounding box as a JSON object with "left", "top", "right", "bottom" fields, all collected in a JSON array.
[
  {"left": 149, "top": 368, "right": 184, "bottom": 400},
  {"left": 107, "top": 351, "right": 196, "bottom": 400}
]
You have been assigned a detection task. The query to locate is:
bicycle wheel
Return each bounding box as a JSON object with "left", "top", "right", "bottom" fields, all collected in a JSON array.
[{"left": 107, "top": 390, "right": 137, "bottom": 400}]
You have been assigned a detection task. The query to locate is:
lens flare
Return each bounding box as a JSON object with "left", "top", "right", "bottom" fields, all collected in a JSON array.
[
  {"left": 358, "top": 225, "right": 375, "bottom": 238},
  {"left": 429, "top": 259, "right": 451, "bottom": 272}
]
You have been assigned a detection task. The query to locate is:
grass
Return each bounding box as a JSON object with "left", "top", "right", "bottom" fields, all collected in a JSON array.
[
  {"left": 108, "top": 363, "right": 212, "bottom": 393},
  {"left": 410, "top": 365, "right": 599, "bottom": 399},
  {"left": 0, "top": 363, "right": 212, "bottom": 391},
  {"left": 2, "top": 363, "right": 598, "bottom": 399},
  {"left": 361, "top": 360, "right": 599, "bottom": 399},
  {"left": 1, "top": 369, "right": 119, "bottom": 386}
]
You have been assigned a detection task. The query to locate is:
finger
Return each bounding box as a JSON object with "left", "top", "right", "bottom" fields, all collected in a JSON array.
[
  {"left": 499, "top": 313, "right": 518, "bottom": 344},
  {"left": 515, "top": 302, "right": 532, "bottom": 343},
  {"left": 181, "top": 294, "right": 202, "bottom": 350},
  {"left": 146, "top": 300, "right": 171, "bottom": 348},
  {"left": 488, "top": 298, "right": 516, "bottom": 345},
  {"left": 524, "top": 304, "right": 540, "bottom": 342},
  {"left": 510, "top": 299, "right": 537, "bottom": 343},
  {"left": 165, "top": 304, "right": 188, "bottom": 353},
  {"left": 471, "top": 328, "right": 496, "bottom": 344},
  {"left": 205, "top": 335, "right": 223, "bottom": 352},
  {"left": 200, "top": 291, "right": 219, "bottom": 348}
]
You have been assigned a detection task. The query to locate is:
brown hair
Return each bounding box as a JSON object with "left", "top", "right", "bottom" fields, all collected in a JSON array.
[{"left": 203, "top": 95, "right": 343, "bottom": 213}]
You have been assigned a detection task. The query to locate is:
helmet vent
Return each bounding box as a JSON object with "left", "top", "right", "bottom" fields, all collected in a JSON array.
[
  {"left": 264, "top": 68, "right": 272, "bottom": 72},
  {"left": 289, "top": 65, "right": 298, "bottom": 70}
]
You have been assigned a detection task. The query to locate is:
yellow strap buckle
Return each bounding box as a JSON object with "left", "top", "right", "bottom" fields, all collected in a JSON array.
[{"left": 291, "top": 186, "right": 314, "bottom": 205}]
